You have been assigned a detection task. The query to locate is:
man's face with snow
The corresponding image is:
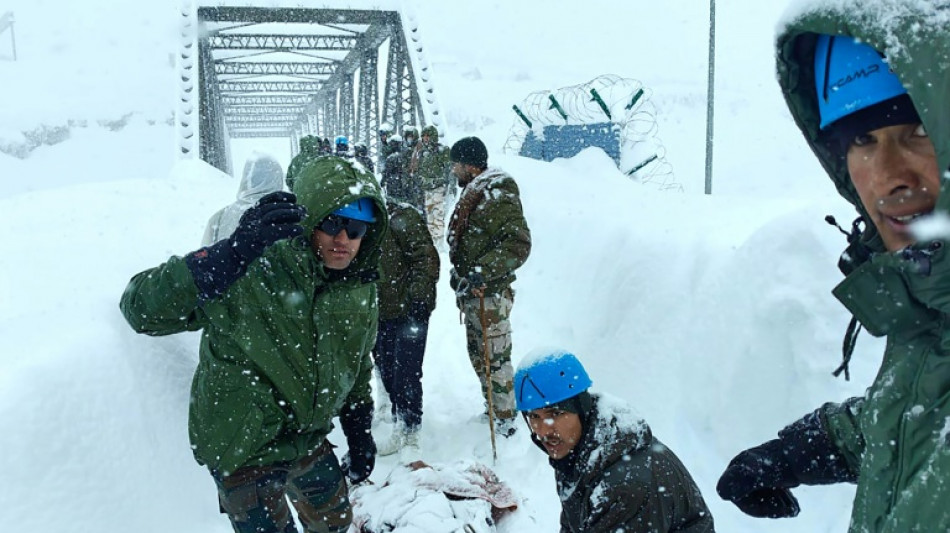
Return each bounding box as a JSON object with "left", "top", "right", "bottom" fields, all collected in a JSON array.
[
  {"left": 526, "top": 407, "right": 582, "bottom": 460},
  {"left": 846, "top": 123, "right": 940, "bottom": 252}
]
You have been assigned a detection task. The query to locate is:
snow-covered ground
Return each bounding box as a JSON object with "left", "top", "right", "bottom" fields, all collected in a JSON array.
[{"left": 0, "top": 1, "right": 879, "bottom": 531}]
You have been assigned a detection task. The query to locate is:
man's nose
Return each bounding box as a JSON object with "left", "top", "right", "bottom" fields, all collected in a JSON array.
[
  {"left": 332, "top": 230, "right": 351, "bottom": 244},
  {"left": 871, "top": 142, "right": 919, "bottom": 194}
]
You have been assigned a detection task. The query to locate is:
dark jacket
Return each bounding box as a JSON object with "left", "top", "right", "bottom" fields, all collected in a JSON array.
[
  {"left": 776, "top": 3, "right": 950, "bottom": 531},
  {"left": 382, "top": 150, "right": 424, "bottom": 211},
  {"left": 120, "top": 157, "right": 388, "bottom": 476},
  {"left": 378, "top": 201, "right": 439, "bottom": 321},
  {"left": 448, "top": 168, "right": 531, "bottom": 296},
  {"left": 538, "top": 395, "right": 714, "bottom": 533}
]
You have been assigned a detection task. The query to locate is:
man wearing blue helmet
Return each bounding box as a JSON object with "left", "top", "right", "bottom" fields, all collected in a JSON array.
[
  {"left": 333, "top": 135, "right": 352, "bottom": 158},
  {"left": 120, "top": 157, "right": 387, "bottom": 533},
  {"left": 717, "top": 3, "right": 950, "bottom": 530},
  {"left": 515, "top": 349, "right": 714, "bottom": 532}
]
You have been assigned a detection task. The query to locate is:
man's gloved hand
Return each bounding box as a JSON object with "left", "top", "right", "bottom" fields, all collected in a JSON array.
[
  {"left": 339, "top": 402, "right": 376, "bottom": 484},
  {"left": 186, "top": 192, "right": 305, "bottom": 301},
  {"left": 717, "top": 409, "right": 856, "bottom": 519},
  {"left": 405, "top": 299, "right": 430, "bottom": 337},
  {"left": 229, "top": 191, "right": 306, "bottom": 264},
  {"left": 455, "top": 271, "right": 486, "bottom": 297},
  {"left": 408, "top": 299, "right": 430, "bottom": 323},
  {"left": 468, "top": 272, "right": 486, "bottom": 291},
  {"left": 716, "top": 439, "right": 802, "bottom": 518}
]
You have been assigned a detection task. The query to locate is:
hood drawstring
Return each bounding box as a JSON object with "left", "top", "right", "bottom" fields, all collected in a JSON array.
[
  {"left": 825, "top": 215, "right": 869, "bottom": 381},
  {"left": 833, "top": 316, "right": 861, "bottom": 381}
]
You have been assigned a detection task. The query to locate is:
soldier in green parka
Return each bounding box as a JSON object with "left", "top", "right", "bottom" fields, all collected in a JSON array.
[
  {"left": 120, "top": 157, "right": 387, "bottom": 533},
  {"left": 717, "top": 2, "right": 950, "bottom": 531},
  {"left": 409, "top": 125, "right": 456, "bottom": 249},
  {"left": 373, "top": 194, "right": 440, "bottom": 456},
  {"left": 285, "top": 134, "right": 324, "bottom": 191},
  {"left": 447, "top": 136, "right": 532, "bottom": 438}
]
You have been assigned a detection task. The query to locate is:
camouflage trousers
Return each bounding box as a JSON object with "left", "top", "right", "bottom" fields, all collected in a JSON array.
[
  {"left": 213, "top": 440, "right": 351, "bottom": 533},
  {"left": 424, "top": 188, "right": 448, "bottom": 249},
  {"left": 459, "top": 290, "right": 516, "bottom": 420}
]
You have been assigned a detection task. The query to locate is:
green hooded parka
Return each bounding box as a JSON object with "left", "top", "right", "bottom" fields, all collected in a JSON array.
[
  {"left": 120, "top": 157, "right": 388, "bottom": 476},
  {"left": 776, "top": 2, "right": 950, "bottom": 530}
]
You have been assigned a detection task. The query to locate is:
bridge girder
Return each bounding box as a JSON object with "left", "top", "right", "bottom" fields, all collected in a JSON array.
[{"left": 194, "top": 6, "right": 426, "bottom": 173}]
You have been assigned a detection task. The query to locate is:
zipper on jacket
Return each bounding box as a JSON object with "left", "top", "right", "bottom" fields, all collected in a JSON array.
[
  {"left": 889, "top": 332, "right": 936, "bottom": 511},
  {"left": 308, "top": 279, "right": 328, "bottom": 430}
]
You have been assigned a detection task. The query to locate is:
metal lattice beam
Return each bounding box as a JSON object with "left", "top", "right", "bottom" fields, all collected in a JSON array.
[
  {"left": 223, "top": 95, "right": 313, "bottom": 106},
  {"left": 226, "top": 114, "right": 301, "bottom": 123},
  {"left": 215, "top": 62, "right": 337, "bottom": 77},
  {"left": 218, "top": 81, "right": 322, "bottom": 93},
  {"left": 209, "top": 34, "right": 357, "bottom": 51},
  {"left": 228, "top": 119, "right": 299, "bottom": 128},
  {"left": 198, "top": 7, "right": 391, "bottom": 25},
  {"left": 230, "top": 130, "right": 292, "bottom": 138},
  {"left": 225, "top": 106, "right": 306, "bottom": 116}
]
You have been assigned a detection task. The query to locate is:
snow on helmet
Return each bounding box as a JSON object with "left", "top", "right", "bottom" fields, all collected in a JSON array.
[
  {"left": 379, "top": 122, "right": 394, "bottom": 134},
  {"left": 332, "top": 197, "right": 376, "bottom": 223},
  {"left": 814, "top": 34, "right": 907, "bottom": 130},
  {"left": 514, "top": 349, "right": 592, "bottom": 412}
]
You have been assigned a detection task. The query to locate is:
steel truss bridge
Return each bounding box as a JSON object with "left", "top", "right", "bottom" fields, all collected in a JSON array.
[{"left": 176, "top": 5, "right": 443, "bottom": 174}]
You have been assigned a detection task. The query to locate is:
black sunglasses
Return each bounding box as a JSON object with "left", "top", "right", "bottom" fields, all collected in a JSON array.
[{"left": 318, "top": 215, "right": 370, "bottom": 239}]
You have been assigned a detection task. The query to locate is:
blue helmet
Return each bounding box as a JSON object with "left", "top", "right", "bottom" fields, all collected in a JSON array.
[
  {"left": 514, "top": 349, "right": 592, "bottom": 412},
  {"left": 332, "top": 197, "right": 376, "bottom": 223},
  {"left": 334, "top": 135, "right": 349, "bottom": 149},
  {"left": 814, "top": 34, "right": 907, "bottom": 130}
]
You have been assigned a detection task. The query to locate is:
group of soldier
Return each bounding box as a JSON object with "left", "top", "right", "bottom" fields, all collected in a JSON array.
[
  {"left": 127, "top": 115, "right": 537, "bottom": 531},
  {"left": 117, "top": 3, "right": 950, "bottom": 525}
]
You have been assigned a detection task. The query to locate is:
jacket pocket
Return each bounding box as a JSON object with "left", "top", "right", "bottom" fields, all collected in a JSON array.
[{"left": 189, "top": 362, "right": 284, "bottom": 476}]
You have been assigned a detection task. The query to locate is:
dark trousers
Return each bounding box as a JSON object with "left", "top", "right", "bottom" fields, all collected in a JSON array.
[
  {"left": 374, "top": 316, "right": 428, "bottom": 429},
  {"left": 212, "top": 440, "right": 351, "bottom": 533}
]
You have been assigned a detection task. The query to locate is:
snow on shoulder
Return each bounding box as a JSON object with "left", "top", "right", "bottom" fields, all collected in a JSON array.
[{"left": 593, "top": 392, "right": 649, "bottom": 442}]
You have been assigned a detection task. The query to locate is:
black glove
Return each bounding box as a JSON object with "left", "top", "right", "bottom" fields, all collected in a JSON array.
[
  {"left": 229, "top": 191, "right": 306, "bottom": 264},
  {"left": 405, "top": 299, "right": 429, "bottom": 337},
  {"left": 455, "top": 271, "right": 486, "bottom": 297},
  {"left": 338, "top": 402, "right": 376, "bottom": 484},
  {"left": 717, "top": 409, "right": 856, "bottom": 519},
  {"left": 186, "top": 192, "right": 305, "bottom": 301},
  {"left": 407, "top": 299, "right": 430, "bottom": 323},
  {"left": 468, "top": 272, "right": 485, "bottom": 290}
]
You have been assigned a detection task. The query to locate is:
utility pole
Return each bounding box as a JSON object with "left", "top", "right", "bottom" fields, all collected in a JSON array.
[
  {"left": 1, "top": 12, "right": 15, "bottom": 61},
  {"left": 704, "top": 0, "right": 715, "bottom": 194}
]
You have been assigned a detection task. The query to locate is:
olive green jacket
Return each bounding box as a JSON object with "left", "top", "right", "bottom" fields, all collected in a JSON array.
[
  {"left": 776, "top": 2, "right": 950, "bottom": 531},
  {"left": 412, "top": 127, "right": 454, "bottom": 192},
  {"left": 378, "top": 201, "right": 439, "bottom": 321},
  {"left": 120, "top": 157, "right": 388, "bottom": 476},
  {"left": 285, "top": 135, "right": 323, "bottom": 191},
  {"left": 545, "top": 395, "right": 714, "bottom": 533},
  {"left": 447, "top": 168, "right": 531, "bottom": 296}
]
